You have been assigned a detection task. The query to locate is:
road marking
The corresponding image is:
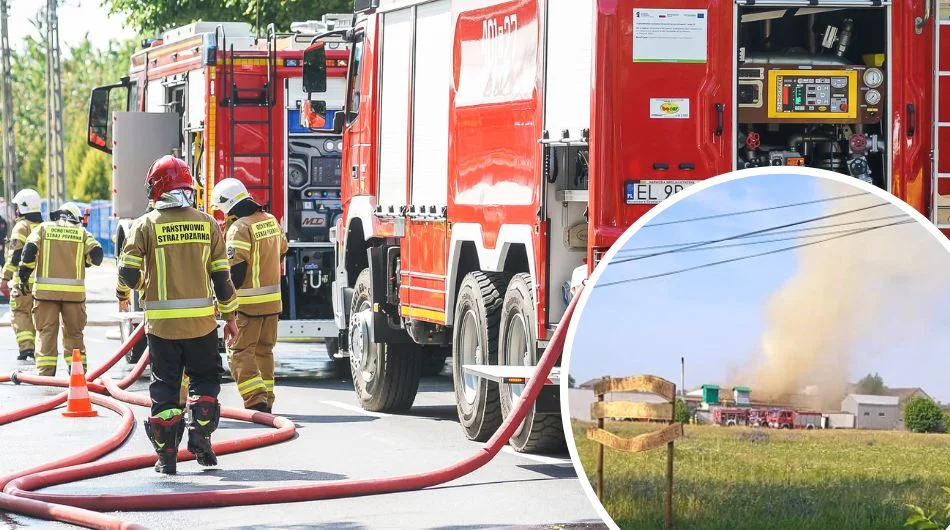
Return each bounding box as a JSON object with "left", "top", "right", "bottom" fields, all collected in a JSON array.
[
  {"left": 500, "top": 446, "right": 572, "bottom": 465},
  {"left": 321, "top": 400, "right": 390, "bottom": 418}
]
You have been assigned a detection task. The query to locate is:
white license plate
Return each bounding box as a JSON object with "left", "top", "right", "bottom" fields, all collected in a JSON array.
[{"left": 625, "top": 180, "right": 699, "bottom": 205}]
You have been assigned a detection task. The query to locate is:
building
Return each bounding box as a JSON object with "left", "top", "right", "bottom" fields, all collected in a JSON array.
[
  {"left": 733, "top": 386, "right": 751, "bottom": 407},
  {"left": 840, "top": 394, "right": 900, "bottom": 430}
]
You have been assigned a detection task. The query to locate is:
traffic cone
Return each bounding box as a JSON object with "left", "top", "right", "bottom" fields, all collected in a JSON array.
[{"left": 62, "top": 349, "right": 97, "bottom": 418}]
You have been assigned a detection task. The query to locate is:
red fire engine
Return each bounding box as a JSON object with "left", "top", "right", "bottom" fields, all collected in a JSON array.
[
  {"left": 768, "top": 409, "right": 823, "bottom": 429},
  {"left": 86, "top": 17, "right": 352, "bottom": 358},
  {"left": 301, "top": 0, "right": 948, "bottom": 453},
  {"left": 712, "top": 407, "right": 751, "bottom": 426}
]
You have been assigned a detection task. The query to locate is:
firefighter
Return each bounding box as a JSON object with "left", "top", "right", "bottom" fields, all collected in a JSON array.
[
  {"left": 17, "top": 202, "right": 102, "bottom": 376},
  {"left": 1, "top": 189, "right": 44, "bottom": 361},
  {"left": 116, "top": 155, "right": 238, "bottom": 475},
  {"left": 210, "top": 178, "right": 288, "bottom": 413}
]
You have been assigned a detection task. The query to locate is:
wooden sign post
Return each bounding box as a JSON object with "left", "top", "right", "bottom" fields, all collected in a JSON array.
[{"left": 587, "top": 375, "right": 682, "bottom": 530}]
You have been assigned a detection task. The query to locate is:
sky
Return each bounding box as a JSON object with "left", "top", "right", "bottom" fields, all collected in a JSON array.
[
  {"left": 568, "top": 173, "right": 950, "bottom": 403},
  {"left": 9, "top": 0, "right": 136, "bottom": 51}
]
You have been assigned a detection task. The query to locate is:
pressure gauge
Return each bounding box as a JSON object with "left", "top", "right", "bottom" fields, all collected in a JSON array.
[
  {"left": 288, "top": 164, "right": 308, "bottom": 189},
  {"left": 865, "top": 89, "right": 881, "bottom": 105},
  {"left": 324, "top": 139, "right": 336, "bottom": 152},
  {"left": 864, "top": 68, "right": 884, "bottom": 88}
]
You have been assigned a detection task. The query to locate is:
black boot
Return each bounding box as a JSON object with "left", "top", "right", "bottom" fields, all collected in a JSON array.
[
  {"left": 248, "top": 402, "right": 268, "bottom": 413},
  {"left": 17, "top": 348, "right": 34, "bottom": 361},
  {"left": 186, "top": 396, "right": 220, "bottom": 467},
  {"left": 144, "top": 412, "right": 185, "bottom": 475}
]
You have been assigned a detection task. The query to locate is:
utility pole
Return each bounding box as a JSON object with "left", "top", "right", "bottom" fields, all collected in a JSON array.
[
  {"left": 44, "top": 0, "right": 65, "bottom": 211},
  {"left": 680, "top": 356, "right": 685, "bottom": 399},
  {"left": 0, "top": 0, "right": 17, "bottom": 221}
]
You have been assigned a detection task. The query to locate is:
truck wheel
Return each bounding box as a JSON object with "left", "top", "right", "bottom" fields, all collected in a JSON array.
[
  {"left": 325, "top": 337, "right": 349, "bottom": 375},
  {"left": 498, "top": 274, "right": 565, "bottom": 453},
  {"left": 349, "top": 269, "right": 421, "bottom": 412},
  {"left": 421, "top": 347, "right": 448, "bottom": 377},
  {"left": 452, "top": 271, "right": 511, "bottom": 441}
]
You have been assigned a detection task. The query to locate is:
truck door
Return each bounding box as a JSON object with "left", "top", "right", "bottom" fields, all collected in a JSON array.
[
  {"left": 935, "top": 3, "right": 950, "bottom": 235},
  {"left": 892, "top": 0, "right": 936, "bottom": 215},
  {"left": 341, "top": 23, "right": 375, "bottom": 201},
  {"left": 590, "top": 0, "right": 734, "bottom": 243}
]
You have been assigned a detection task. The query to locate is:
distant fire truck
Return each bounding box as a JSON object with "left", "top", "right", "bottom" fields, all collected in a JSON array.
[
  {"left": 87, "top": 16, "right": 352, "bottom": 360},
  {"left": 768, "top": 409, "right": 823, "bottom": 429},
  {"left": 712, "top": 407, "right": 751, "bottom": 426},
  {"left": 301, "top": 0, "right": 948, "bottom": 453}
]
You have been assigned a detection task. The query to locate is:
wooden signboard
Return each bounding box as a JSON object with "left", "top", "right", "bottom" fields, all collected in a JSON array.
[{"left": 586, "top": 375, "right": 682, "bottom": 530}]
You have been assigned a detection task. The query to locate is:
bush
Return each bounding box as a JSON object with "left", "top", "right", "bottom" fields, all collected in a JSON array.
[
  {"left": 674, "top": 398, "right": 691, "bottom": 423},
  {"left": 904, "top": 396, "right": 945, "bottom": 433}
]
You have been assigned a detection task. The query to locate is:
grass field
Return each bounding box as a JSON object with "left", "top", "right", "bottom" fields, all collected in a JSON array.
[{"left": 572, "top": 420, "right": 950, "bottom": 530}]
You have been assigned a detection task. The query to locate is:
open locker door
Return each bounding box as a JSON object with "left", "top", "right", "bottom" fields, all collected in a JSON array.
[
  {"left": 935, "top": 0, "right": 950, "bottom": 236},
  {"left": 892, "top": 0, "right": 936, "bottom": 216},
  {"left": 590, "top": 0, "right": 734, "bottom": 245}
]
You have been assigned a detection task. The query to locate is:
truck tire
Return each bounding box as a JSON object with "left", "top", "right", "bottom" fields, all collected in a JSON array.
[
  {"left": 498, "top": 273, "right": 566, "bottom": 453},
  {"left": 421, "top": 348, "right": 448, "bottom": 377},
  {"left": 452, "top": 271, "right": 511, "bottom": 442},
  {"left": 349, "top": 269, "right": 421, "bottom": 412}
]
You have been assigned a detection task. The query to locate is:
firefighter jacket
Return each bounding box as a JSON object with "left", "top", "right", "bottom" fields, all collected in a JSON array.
[
  {"left": 117, "top": 207, "right": 238, "bottom": 340},
  {"left": 3, "top": 218, "right": 41, "bottom": 284},
  {"left": 226, "top": 211, "right": 288, "bottom": 316},
  {"left": 19, "top": 220, "right": 102, "bottom": 302}
]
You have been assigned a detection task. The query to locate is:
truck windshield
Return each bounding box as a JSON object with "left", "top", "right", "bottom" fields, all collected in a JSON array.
[{"left": 346, "top": 39, "right": 364, "bottom": 123}]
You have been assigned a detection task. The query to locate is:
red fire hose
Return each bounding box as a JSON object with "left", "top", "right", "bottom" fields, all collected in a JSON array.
[{"left": 1, "top": 292, "right": 580, "bottom": 527}]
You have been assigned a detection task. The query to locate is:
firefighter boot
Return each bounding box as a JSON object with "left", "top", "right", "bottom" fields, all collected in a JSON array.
[
  {"left": 144, "top": 411, "right": 185, "bottom": 475},
  {"left": 186, "top": 396, "right": 220, "bottom": 467},
  {"left": 17, "top": 348, "right": 34, "bottom": 361}
]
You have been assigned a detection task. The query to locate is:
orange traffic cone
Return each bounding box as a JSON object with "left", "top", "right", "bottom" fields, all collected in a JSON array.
[{"left": 62, "top": 349, "right": 97, "bottom": 418}]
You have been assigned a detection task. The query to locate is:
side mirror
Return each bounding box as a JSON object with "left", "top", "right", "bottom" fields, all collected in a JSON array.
[
  {"left": 333, "top": 112, "right": 345, "bottom": 135},
  {"left": 302, "top": 43, "right": 328, "bottom": 94},
  {"left": 87, "top": 80, "right": 130, "bottom": 155},
  {"left": 299, "top": 100, "right": 329, "bottom": 130}
]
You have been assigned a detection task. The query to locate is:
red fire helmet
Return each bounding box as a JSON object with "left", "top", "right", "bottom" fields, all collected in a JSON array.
[{"left": 145, "top": 155, "right": 194, "bottom": 201}]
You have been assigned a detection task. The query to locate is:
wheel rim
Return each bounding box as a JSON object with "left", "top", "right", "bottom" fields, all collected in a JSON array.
[
  {"left": 505, "top": 312, "right": 529, "bottom": 403},
  {"left": 459, "top": 308, "right": 481, "bottom": 405},
  {"left": 350, "top": 301, "right": 378, "bottom": 392}
]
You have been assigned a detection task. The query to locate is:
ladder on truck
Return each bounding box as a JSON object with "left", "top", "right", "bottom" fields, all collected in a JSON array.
[
  {"left": 936, "top": 1, "right": 950, "bottom": 229},
  {"left": 220, "top": 27, "right": 277, "bottom": 210}
]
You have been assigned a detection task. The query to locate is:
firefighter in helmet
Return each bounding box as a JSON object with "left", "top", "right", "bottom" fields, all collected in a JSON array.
[
  {"left": 1, "top": 189, "right": 44, "bottom": 361},
  {"left": 116, "top": 155, "right": 238, "bottom": 475},
  {"left": 210, "top": 178, "right": 288, "bottom": 413},
  {"left": 17, "top": 202, "right": 103, "bottom": 376}
]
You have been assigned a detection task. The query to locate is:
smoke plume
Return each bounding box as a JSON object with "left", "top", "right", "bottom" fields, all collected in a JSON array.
[{"left": 730, "top": 179, "right": 950, "bottom": 410}]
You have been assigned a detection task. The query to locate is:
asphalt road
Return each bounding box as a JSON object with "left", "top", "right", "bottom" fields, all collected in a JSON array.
[{"left": 0, "top": 305, "right": 605, "bottom": 529}]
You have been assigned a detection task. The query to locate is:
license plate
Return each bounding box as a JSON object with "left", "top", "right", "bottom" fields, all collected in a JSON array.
[{"left": 625, "top": 179, "right": 698, "bottom": 205}]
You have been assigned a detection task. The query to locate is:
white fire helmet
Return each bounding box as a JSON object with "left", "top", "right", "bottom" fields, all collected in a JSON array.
[
  {"left": 210, "top": 178, "right": 250, "bottom": 215},
  {"left": 56, "top": 202, "right": 84, "bottom": 224},
  {"left": 12, "top": 189, "right": 41, "bottom": 215}
]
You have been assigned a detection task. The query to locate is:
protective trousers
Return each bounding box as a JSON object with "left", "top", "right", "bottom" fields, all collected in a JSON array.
[
  {"left": 10, "top": 291, "right": 35, "bottom": 353},
  {"left": 229, "top": 313, "right": 277, "bottom": 409},
  {"left": 147, "top": 329, "right": 221, "bottom": 416},
  {"left": 33, "top": 299, "right": 86, "bottom": 377}
]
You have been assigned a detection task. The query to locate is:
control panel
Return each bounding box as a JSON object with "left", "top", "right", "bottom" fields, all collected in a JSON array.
[
  {"left": 287, "top": 137, "right": 343, "bottom": 243},
  {"left": 738, "top": 66, "right": 884, "bottom": 124}
]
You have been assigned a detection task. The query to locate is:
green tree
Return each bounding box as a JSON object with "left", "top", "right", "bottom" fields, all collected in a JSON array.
[
  {"left": 855, "top": 372, "right": 886, "bottom": 395},
  {"left": 904, "top": 396, "right": 945, "bottom": 433},
  {"left": 102, "top": 0, "right": 351, "bottom": 35},
  {"left": 674, "top": 398, "right": 691, "bottom": 423}
]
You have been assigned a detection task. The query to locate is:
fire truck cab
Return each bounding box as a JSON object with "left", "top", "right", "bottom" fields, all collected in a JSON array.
[
  {"left": 87, "top": 17, "right": 352, "bottom": 352},
  {"left": 302, "top": 0, "right": 947, "bottom": 453}
]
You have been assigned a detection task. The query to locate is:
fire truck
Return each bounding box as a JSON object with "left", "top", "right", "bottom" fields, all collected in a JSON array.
[
  {"left": 86, "top": 17, "right": 352, "bottom": 361},
  {"left": 301, "top": 0, "right": 948, "bottom": 453},
  {"left": 767, "top": 409, "right": 823, "bottom": 429}
]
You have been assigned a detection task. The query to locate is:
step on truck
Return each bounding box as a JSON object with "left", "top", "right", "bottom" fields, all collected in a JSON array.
[
  {"left": 301, "top": 0, "right": 948, "bottom": 452},
  {"left": 86, "top": 17, "right": 352, "bottom": 360}
]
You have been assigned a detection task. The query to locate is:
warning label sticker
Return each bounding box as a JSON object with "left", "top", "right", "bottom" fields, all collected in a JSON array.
[
  {"left": 633, "top": 9, "right": 708, "bottom": 64},
  {"left": 155, "top": 222, "right": 211, "bottom": 246}
]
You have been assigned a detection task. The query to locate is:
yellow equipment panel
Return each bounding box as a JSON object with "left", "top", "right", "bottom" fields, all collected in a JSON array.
[{"left": 767, "top": 69, "right": 859, "bottom": 121}]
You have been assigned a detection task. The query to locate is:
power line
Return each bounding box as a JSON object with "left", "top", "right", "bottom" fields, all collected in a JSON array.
[
  {"left": 639, "top": 192, "right": 871, "bottom": 228},
  {"left": 595, "top": 219, "right": 915, "bottom": 288},
  {"left": 609, "top": 201, "right": 891, "bottom": 265},
  {"left": 615, "top": 213, "right": 910, "bottom": 254}
]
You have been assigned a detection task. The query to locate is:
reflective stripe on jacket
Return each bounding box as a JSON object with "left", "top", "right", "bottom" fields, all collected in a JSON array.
[
  {"left": 23, "top": 221, "right": 100, "bottom": 302},
  {"left": 3, "top": 219, "right": 40, "bottom": 282}
]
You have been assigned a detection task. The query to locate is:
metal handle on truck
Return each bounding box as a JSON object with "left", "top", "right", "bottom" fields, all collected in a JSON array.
[
  {"left": 351, "top": 165, "right": 358, "bottom": 180},
  {"left": 907, "top": 103, "right": 916, "bottom": 138},
  {"left": 915, "top": 0, "right": 932, "bottom": 35},
  {"left": 715, "top": 103, "right": 724, "bottom": 137}
]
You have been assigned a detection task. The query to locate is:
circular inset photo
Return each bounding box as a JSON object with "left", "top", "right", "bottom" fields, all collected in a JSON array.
[{"left": 562, "top": 168, "right": 950, "bottom": 530}]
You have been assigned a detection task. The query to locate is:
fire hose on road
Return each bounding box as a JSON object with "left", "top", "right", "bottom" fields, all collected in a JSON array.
[{"left": 0, "top": 291, "right": 580, "bottom": 529}]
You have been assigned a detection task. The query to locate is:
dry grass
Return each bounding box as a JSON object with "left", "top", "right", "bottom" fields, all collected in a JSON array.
[{"left": 573, "top": 420, "right": 950, "bottom": 530}]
